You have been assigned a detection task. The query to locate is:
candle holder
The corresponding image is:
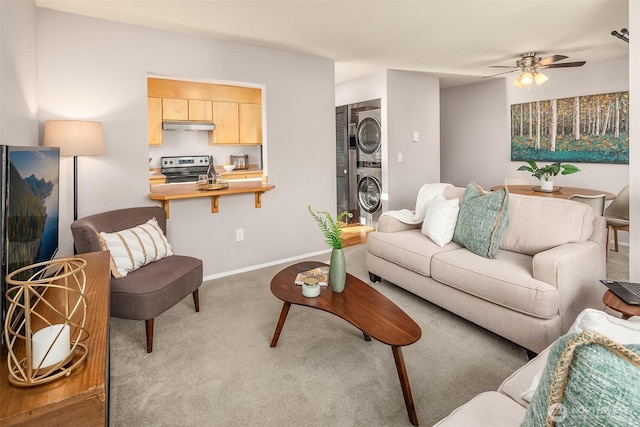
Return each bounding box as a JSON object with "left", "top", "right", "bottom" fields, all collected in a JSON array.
[{"left": 4, "top": 258, "right": 89, "bottom": 386}]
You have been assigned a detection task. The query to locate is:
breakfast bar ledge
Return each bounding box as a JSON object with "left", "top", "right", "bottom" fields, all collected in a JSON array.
[{"left": 149, "top": 181, "right": 275, "bottom": 218}]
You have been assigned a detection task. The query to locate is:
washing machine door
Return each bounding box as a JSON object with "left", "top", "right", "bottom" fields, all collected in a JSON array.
[
  {"left": 357, "top": 175, "right": 382, "bottom": 214},
  {"left": 356, "top": 117, "right": 381, "bottom": 155}
]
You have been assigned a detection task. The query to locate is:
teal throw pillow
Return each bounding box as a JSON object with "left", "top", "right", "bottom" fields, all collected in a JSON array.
[
  {"left": 521, "top": 331, "right": 640, "bottom": 427},
  {"left": 452, "top": 182, "right": 509, "bottom": 258}
]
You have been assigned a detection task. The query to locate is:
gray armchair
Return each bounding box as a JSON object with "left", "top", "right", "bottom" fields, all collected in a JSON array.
[{"left": 71, "top": 206, "right": 202, "bottom": 352}]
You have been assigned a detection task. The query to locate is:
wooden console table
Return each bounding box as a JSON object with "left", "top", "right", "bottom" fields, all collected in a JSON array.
[
  {"left": 149, "top": 181, "right": 276, "bottom": 218},
  {"left": 0, "top": 251, "right": 111, "bottom": 427}
]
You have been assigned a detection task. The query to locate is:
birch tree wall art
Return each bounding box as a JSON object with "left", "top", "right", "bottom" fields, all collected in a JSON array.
[{"left": 511, "top": 91, "right": 629, "bottom": 164}]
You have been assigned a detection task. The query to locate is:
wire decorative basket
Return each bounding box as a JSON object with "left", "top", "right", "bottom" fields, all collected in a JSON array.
[{"left": 196, "top": 181, "right": 228, "bottom": 191}]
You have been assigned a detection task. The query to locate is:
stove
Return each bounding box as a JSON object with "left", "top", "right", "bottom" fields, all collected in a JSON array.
[{"left": 161, "top": 155, "right": 210, "bottom": 183}]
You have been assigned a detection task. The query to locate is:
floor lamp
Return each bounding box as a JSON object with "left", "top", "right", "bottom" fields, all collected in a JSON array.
[{"left": 43, "top": 120, "right": 105, "bottom": 222}]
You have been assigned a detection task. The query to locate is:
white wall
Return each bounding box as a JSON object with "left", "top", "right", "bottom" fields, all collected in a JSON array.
[
  {"left": 441, "top": 56, "right": 630, "bottom": 195},
  {"left": 35, "top": 9, "right": 336, "bottom": 277},
  {"left": 386, "top": 70, "right": 440, "bottom": 209},
  {"left": 336, "top": 70, "right": 440, "bottom": 211},
  {"left": 0, "top": 0, "right": 39, "bottom": 147},
  {"left": 441, "top": 78, "right": 508, "bottom": 188}
]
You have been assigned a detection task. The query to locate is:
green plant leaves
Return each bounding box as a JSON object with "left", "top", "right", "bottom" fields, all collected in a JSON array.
[{"left": 308, "top": 205, "right": 353, "bottom": 249}]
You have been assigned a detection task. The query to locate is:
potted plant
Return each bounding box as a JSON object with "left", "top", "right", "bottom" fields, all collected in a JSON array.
[
  {"left": 308, "top": 206, "right": 353, "bottom": 293},
  {"left": 517, "top": 161, "right": 581, "bottom": 191}
]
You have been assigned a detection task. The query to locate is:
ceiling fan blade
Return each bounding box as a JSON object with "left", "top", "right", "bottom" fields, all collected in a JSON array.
[
  {"left": 483, "top": 69, "right": 518, "bottom": 78},
  {"left": 541, "top": 61, "right": 587, "bottom": 69},
  {"left": 488, "top": 65, "right": 517, "bottom": 69},
  {"left": 536, "top": 55, "right": 568, "bottom": 66}
]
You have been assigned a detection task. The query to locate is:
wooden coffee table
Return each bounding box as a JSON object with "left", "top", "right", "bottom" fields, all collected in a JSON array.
[{"left": 270, "top": 261, "right": 422, "bottom": 426}]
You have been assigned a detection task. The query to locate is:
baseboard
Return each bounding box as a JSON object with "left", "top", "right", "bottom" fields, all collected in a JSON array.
[{"left": 203, "top": 248, "right": 331, "bottom": 281}]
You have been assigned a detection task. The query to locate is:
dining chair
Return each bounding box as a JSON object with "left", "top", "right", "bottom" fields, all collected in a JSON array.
[
  {"left": 604, "top": 185, "right": 630, "bottom": 257},
  {"left": 568, "top": 194, "right": 606, "bottom": 217}
]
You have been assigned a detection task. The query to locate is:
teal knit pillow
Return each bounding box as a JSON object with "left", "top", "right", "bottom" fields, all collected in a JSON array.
[
  {"left": 452, "top": 182, "right": 509, "bottom": 258},
  {"left": 522, "top": 331, "right": 640, "bottom": 427}
]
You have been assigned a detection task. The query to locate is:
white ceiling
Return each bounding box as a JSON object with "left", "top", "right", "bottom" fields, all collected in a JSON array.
[{"left": 34, "top": 0, "right": 630, "bottom": 88}]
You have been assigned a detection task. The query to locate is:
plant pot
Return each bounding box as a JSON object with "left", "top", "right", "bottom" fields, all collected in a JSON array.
[
  {"left": 540, "top": 180, "right": 554, "bottom": 191},
  {"left": 301, "top": 278, "right": 321, "bottom": 298},
  {"left": 329, "top": 248, "right": 346, "bottom": 293}
]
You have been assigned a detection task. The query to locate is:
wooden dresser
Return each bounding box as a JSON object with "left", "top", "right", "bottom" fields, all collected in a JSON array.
[{"left": 0, "top": 251, "right": 111, "bottom": 426}]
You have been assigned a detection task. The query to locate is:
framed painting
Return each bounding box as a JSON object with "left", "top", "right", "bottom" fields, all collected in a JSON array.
[{"left": 511, "top": 91, "right": 629, "bottom": 164}]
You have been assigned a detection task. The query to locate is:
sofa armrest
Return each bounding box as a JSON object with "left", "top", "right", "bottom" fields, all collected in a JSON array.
[
  {"left": 376, "top": 214, "right": 421, "bottom": 233},
  {"left": 532, "top": 241, "right": 607, "bottom": 334}
]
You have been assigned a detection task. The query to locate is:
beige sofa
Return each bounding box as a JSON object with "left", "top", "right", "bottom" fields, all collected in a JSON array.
[
  {"left": 366, "top": 185, "right": 608, "bottom": 354},
  {"left": 434, "top": 309, "right": 640, "bottom": 426}
]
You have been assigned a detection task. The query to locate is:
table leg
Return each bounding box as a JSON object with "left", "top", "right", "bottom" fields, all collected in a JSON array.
[
  {"left": 270, "top": 302, "right": 291, "bottom": 347},
  {"left": 362, "top": 332, "right": 372, "bottom": 342},
  {"left": 392, "top": 346, "right": 419, "bottom": 426}
]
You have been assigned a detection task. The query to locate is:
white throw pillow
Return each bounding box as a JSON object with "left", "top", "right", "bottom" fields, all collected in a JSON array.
[
  {"left": 98, "top": 218, "right": 174, "bottom": 278},
  {"left": 520, "top": 308, "right": 640, "bottom": 403},
  {"left": 421, "top": 197, "right": 460, "bottom": 247}
]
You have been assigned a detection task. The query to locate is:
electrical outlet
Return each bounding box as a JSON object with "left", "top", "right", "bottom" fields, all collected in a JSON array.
[{"left": 236, "top": 228, "right": 244, "bottom": 241}]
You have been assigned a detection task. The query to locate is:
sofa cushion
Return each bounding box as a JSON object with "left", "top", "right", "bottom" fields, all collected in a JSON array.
[
  {"left": 431, "top": 249, "right": 559, "bottom": 319},
  {"left": 515, "top": 309, "right": 640, "bottom": 405},
  {"left": 367, "top": 228, "right": 460, "bottom": 277},
  {"left": 500, "top": 194, "right": 594, "bottom": 256},
  {"left": 99, "top": 218, "right": 174, "bottom": 278},
  {"left": 522, "top": 331, "right": 640, "bottom": 427},
  {"left": 421, "top": 196, "right": 460, "bottom": 247},
  {"left": 433, "top": 391, "right": 526, "bottom": 426},
  {"left": 452, "top": 182, "right": 509, "bottom": 259}
]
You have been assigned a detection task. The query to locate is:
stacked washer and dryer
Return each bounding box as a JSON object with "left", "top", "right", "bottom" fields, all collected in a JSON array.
[{"left": 355, "top": 108, "right": 383, "bottom": 227}]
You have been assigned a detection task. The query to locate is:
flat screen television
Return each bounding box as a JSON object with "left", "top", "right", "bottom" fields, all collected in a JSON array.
[{"left": 0, "top": 146, "right": 60, "bottom": 344}]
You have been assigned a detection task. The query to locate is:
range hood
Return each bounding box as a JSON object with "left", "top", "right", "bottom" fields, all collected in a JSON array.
[{"left": 162, "top": 121, "right": 216, "bottom": 131}]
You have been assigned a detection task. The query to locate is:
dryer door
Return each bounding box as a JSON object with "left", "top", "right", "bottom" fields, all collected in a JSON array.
[
  {"left": 357, "top": 175, "right": 382, "bottom": 214},
  {"left": 356, "top": 117, "right": 381, "bottom": 155}
]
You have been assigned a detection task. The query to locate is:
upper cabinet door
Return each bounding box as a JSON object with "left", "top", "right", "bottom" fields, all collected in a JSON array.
[
  {"left": 148, "top": 97, "right": 163, "bottom": 146},
  {"left": 239, "top": 103, "right": 263, "bottom": 144},
  {"left": 188, "top": 100, "right": 213, "bottom": 122},
  {"left": 210, "top": 102, "right": 239, "bottom": 144},
  {"left": 162, "top": 98, "right": 188, "bottom": 121}
]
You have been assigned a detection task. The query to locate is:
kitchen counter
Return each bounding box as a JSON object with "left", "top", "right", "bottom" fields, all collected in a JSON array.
[{"left": 149, "top": 180, "right": 275, "bottom": 218}]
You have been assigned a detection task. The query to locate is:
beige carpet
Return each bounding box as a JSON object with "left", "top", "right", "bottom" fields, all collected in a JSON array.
[{"left": 108, "top": 245, "right": 529, "bottom": 426}]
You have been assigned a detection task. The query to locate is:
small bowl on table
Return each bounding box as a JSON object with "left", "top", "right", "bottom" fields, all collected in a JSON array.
[{"left": 223, "top": 164, "right": 236, "bottom": 172}]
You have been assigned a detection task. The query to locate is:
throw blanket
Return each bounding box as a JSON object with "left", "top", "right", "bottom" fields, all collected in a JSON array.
[{"left": 380, "top": 182, "right": 452, "bottom": 224}]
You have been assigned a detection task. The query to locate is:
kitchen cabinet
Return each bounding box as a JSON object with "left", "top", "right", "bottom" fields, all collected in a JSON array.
[
  {"left": 239, "top": 103, "right": 262, "bottom": 144},
  {"left": 147, "top": 78, "right": 263, "bottom": 146},
  {"left": 162, "top": 98, "right": 212, "bottom": 122},
  {"left": 210, "top": 102, "right": 239, "bottom": 144},
  {"left": 148, "top": 97, "right": 163, "bottom": 146},
  {"left": 209, "top": 101, "right": 262, "bottom": 145},
  {"left": 219, "top": 170, "right": 263, "bottom": 181}
]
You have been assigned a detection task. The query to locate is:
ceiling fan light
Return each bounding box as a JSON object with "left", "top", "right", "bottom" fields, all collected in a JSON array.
[
  {"left": 520, "top": 71, "right": 534, "bottom": 85},
  {"left": 534, "top": 71, "right": 548, "bottom": 85},
  {"left": 513, "top": 76, "right": 524, "bottom": 88}
]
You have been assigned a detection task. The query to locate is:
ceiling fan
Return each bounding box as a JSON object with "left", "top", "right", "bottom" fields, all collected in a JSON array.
[{"left": 486, "top": 52, "right": 586, "bottom": 87}]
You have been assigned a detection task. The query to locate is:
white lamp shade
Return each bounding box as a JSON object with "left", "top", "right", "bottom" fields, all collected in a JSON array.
[
  {"left": 520, "top": 72, "right": 534, "bottom": 85},
  {"left": 534, "top": 72, "right": 549, "bottom": 85},
  {"left": 513, "top": 76, "right": 524, "bottom": 88},
  {"left": 43, "top": 120, "right": 105, "bottom": 157}
]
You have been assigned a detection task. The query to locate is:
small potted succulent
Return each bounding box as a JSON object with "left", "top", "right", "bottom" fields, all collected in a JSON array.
[
  {"left": 308, "top": 206, "right": 353, "bottom": 293},
  {"left": 517, "top": 161, "right": 580, "bottom": 191}
]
